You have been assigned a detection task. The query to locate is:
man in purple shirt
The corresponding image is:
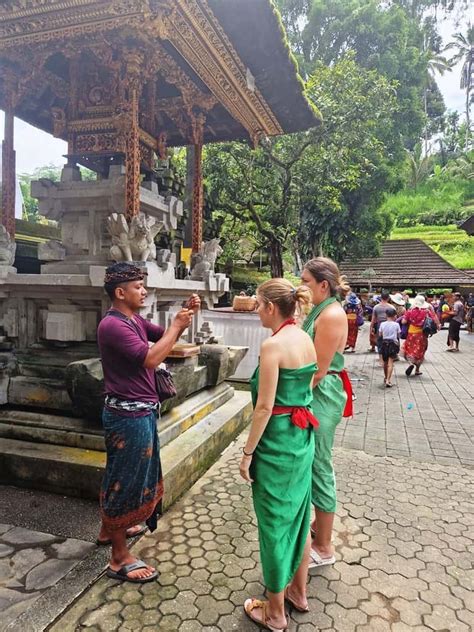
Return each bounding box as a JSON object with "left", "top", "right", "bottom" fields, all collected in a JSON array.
[{"left": 97, "top": 262, "right": 199, "bottom": 583}]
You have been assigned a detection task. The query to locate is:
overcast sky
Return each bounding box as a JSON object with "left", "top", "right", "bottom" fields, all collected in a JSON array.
[{"left": 0, "top": 13, "right": 468, "bottom": 175}]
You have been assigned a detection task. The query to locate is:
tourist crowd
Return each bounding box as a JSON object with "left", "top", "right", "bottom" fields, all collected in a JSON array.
[
  {"left": 95, "top": 260, "right": 472, "bottom": 631},
  {"left": 343, "top": 289, "right": 472, "bottom": 387}
]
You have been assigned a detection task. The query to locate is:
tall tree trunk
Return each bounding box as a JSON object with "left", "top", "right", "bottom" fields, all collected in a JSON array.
[
  {"left": 293, "top": 248, "right": 303, "bottom": 275},
  {"left": 269, "top": 238, "right": 284, "bottom": 278},
  {"left": 466, "top": 81, "right": 471, "bottom": 151},
  {"left": 424, "top": 88, "right": 429, "bottom": 156}
]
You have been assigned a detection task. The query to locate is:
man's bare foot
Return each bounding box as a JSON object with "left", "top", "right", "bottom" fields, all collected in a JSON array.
[
  {"left": 109, "top": 554, "right": 156, "bottom": 580},
  {"left": 98, "top": 524, "right": 144, "bottom": 542}
]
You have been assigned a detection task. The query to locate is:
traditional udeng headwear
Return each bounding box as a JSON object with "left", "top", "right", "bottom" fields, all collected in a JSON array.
[{"left": 104, "top": 262, "right": 146, "bottom": 285}]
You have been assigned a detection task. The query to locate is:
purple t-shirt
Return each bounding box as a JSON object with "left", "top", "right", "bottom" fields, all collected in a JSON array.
[{"left": 97, "top": 312, "right": 164, "bottom": 403}]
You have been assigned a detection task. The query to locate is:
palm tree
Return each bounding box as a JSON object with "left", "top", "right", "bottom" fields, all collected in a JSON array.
[
  {"left": 446, "top": 25, "right": 474, "bottom": 150},
  {"left": 405, "top": 144, "right": 430, "bottom": 191},
  {"left": 422, "top": 36, "right": 452, "bottom": 155}
]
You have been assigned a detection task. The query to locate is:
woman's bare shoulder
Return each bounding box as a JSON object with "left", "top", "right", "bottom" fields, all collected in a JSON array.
[{"left": 319, "top": 301, "right": 346, "bottom": 322}]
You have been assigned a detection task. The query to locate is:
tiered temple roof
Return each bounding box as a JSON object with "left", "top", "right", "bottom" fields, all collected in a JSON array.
[
  {"left": 0, "top": 0, "right": 319, "bottom": 148},
  {"left": 341, "top": 239, "right": 474, "bottom": 290},
  {"left": 0, "top": 0, "right": 320, "bottom": 245}
]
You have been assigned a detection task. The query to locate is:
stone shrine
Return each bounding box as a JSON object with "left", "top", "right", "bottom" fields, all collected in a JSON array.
[{"left": 0, "top": 0, "right": 319, "bottom": 499}]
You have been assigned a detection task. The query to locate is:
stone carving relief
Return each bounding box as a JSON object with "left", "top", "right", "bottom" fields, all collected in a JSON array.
[
  {"left": 190, "top": 238, "right": 222, "bottom": 280},
  {"left": 0, "top": 225, "right": 16, "bottom": 266},
  {"left": 107, "top": 212, "right": 162, "bottom": 262},
  {"left": 37, "top": 240, "right": 66, "bottom": 262}
]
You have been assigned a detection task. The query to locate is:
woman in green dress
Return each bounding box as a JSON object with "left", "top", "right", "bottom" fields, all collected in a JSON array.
[
  {"left": 240, "top": 278, "right": 318, "bottom": 632},
  {"left": 301, "top": 258, "right": 352, "bottom": 568}
]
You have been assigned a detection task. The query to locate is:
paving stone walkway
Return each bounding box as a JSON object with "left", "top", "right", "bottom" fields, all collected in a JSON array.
[
  {"left": 340, "top": 326, "right": 474, "bottom": 467},
  {"left": 3, "top": 326, "right": 473, "bottom": 631},
  {"left": 50, "top": 431, "right": 474, "bottom": 632},
  {"left": 0, "top": 525, "right": 94, "bottom": 632}
]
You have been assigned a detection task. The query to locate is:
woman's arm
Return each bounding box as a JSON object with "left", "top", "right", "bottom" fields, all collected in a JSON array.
[
  {"left": 312, "top": 311, "right": 344, "bottom": 388},
  {"left": 240, "top": 340, "right": 279, "bottom": 482}
]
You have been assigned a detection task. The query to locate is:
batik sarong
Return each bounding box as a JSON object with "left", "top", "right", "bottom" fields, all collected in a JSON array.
[
  {"left": 404, "top": 326, "right": 428, "bottom": 365},
  {"left": 346, "top": 313, "right": 359, "bottom": 348},
  {"left": 100, "top": 408, "right": 163, "bottom": 532}
]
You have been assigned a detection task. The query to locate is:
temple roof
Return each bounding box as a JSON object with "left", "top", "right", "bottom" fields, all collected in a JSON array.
[
  {"left": 341, "top": 240, "right": 474, "bottom": 289},
  {"left": 459, "top": 215, "right": 474, "bottom": 236},
  {"left": 0, "top": 0, "right": 319, "bottom": 147},
  {"left": 207, "top": 0, "right": 318, "bottom": 135}
]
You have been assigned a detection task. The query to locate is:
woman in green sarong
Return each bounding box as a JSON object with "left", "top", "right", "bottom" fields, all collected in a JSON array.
[
  {"left": 301, "top": 258, "right": 351, "bottom": 569},
  {"left": 240, "top": 278, "right": 317, "bottom": 632}
]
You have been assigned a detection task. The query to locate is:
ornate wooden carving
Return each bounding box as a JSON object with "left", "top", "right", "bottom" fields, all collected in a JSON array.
[
  {"left": 190, "top": 112, "right": 205, "bottom": 254},
  {"left": 159, "top": 1, "right": 283, "bottom": 139},
  {"left": 0, "top": 0, "right": 283, "bottom": 145},
  {"left": 121, "top": 50, "right": 144, "bottom": 222}
]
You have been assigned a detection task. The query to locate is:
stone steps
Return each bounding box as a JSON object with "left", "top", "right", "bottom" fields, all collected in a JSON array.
[
  {"left": 15, "top": 344, "right": 99, "bottom": 380},
  {"left": 0, "top": 389, "right": 252, "bottom": 503},
  {"left": 7, "top": 376, "right": 73, "bottom": 412},
  {"left": 0, "top": 383, "right": 234, "bottom": 451}
]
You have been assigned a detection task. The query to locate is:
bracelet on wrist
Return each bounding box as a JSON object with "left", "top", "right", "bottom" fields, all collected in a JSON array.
[{"left": 242, "top": 447, "right": 254, "bottom": 457}]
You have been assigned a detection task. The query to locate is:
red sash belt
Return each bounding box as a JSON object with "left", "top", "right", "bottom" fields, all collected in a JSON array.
[
  {"left": 327, "top": 369, "right": 353, "bottom": 418},
  {"left": 272, "top": 405, "right": 319, "bottom": 430}
]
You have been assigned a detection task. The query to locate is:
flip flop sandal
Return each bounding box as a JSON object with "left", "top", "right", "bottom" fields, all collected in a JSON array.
[
  {"left": 96, "top": 525, "right": 147, "bottom": 546},
  {"left": 106, "top": 559, "right": 158, "bottom": 584},
  {"left": 414, "top": 372, "right": 423, "bottom": 376},
  {"left": 243, "top": 598, "right": 287, "bottom": 631},
  {"left": 284, "top": 589, "right": 309, "bottom": 613},
  {"left": 309, "top": 548, "right": 336, "bottom": 569}
]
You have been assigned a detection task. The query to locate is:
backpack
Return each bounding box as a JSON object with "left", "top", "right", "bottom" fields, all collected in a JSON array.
[{"left": 422, "top": 314, "right": 438, "bottom": 337}]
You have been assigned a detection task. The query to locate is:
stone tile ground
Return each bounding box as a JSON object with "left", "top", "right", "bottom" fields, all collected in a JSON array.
[
  {"left": 340, "top": 326, "right": 474, "bottom": 467},
  {"left": 0, "top": 525, "right": 94, "bottom": 632},
  {"left": 4, "top": 328, "right": 474, "bottom": 631},
  {"left": 50, "top": 435, "right": 473, "bottom": 631}
]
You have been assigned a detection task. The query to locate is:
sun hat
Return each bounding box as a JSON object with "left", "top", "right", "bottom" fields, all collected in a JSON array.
[
  {"left": 390, "top": 293, "right": 405, "bottom": 306},
  {"left": 412, "top": 294, "right": 429, "bottom": 309},
  {"left": 347, "top": 292, "right": 360, "bottom": 306}
]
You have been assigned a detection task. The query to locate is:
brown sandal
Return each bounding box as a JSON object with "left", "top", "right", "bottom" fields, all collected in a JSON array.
[
  {"left": 284, "top": 588, "right": 309, "bottom": 613},
  {"left": 244, "top": 598, "right": 287, "bottom": 631}
]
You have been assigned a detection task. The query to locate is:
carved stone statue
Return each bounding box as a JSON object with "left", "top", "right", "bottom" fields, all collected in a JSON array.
[
  {"left": 107, "top": 212, "right": 162, "bottom": 262},
  {"left": 0, "top": 225, "right": 16, "bottom": 266},
  {"left": 190, "top": 238, "right": 223, "bottom": 280}
]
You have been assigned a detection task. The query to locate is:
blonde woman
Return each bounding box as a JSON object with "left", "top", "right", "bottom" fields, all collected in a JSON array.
[
  {"left": 241, "top": 279, "right": 317, "bottom": 632},
  {"left": 301, "top": 258, "right": 352, "bottom": 568}
]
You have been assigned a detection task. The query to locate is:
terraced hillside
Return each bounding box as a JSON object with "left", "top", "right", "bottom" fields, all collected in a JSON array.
[{"left": 391, "top": 224, "right": 474, "bottom": 270}]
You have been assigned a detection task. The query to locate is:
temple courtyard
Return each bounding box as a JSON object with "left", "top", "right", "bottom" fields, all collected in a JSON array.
[{"left": 0, "top": 325, "right": 473, "bottom": 631}]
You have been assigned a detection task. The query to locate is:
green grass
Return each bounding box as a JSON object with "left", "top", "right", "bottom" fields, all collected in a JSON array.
[
  {"left": 391, "top": 224, "right": 474, "bottom": 269},
  {"left": 382, "top": 178, "right": 474, "bottom": 227}
]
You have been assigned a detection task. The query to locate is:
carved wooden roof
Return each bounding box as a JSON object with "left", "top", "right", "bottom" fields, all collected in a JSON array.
[{"left": 0, "top": 0, "right": 319, "bottom": 147}]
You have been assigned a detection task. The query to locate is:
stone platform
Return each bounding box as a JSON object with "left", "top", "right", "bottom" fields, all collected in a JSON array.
[{"left": 0, "top": 385, "right": 252, "bottom": 502}]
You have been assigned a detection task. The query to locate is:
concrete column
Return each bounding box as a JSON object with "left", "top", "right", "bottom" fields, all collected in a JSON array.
[{"left": 1, "top": 108, "right": 16, "bottom": 237}]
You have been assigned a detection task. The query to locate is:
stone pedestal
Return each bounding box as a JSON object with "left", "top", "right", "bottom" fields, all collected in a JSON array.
[
  {"left": 0, "top": 163, "right": 230, "bottom": 417},
  {"left": 31, "top": 165, "right": 184, "bottom": 274}
]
